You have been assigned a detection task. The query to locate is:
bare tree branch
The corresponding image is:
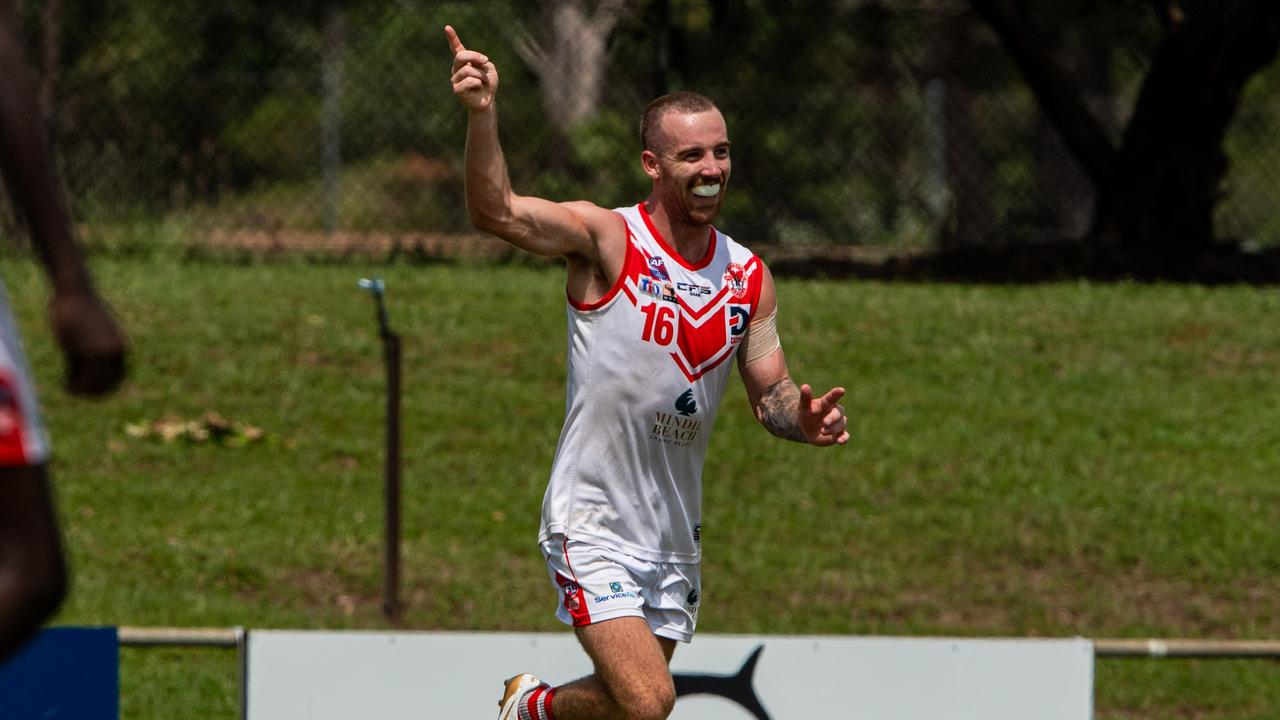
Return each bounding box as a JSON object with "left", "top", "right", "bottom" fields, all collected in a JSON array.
[
  {"left": 591, "top": 0, "right": 630, "bottom": 36},
  {"left": 511, "top": 29, "right": 547, "bottom": 79},
  {"left": 968, "top": 0, "right": 1118, "bottom": 188}
]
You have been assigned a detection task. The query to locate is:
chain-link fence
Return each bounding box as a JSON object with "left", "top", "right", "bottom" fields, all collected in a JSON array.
[{"left": 6, "top": 0, "right": 1280, "bottom": 259}]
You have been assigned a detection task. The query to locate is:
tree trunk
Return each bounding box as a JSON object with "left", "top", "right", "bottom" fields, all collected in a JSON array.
[
  {"left": 1096, "top": 2, "right": 1280, "bottom": 254},
  {"left": 39, "top": 0, "right": 59, "bottom": 125},
  {"left": 971, "top": 0, "right": 1280, "bottom": 260},
  {"left": 856, "top": 1, "right": 908, "bottom": 232},
  {"left": 933, "top": 6, "right": 997, "bottom": 248},
  {"left": 651, "top": 0, "right": 670, "bottom": 98},
  {"left": 514, "top": 0, "right": 629, "bottom": 132}
]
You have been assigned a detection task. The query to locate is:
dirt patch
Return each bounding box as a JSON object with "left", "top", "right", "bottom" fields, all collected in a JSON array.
[
  {"left": 200, "top": 229, "right": 519, "bottom": 262},
  {"left": 278, "top": 566, "right": 382, "bottom": 620},
  {"left": 888, "top": 565, "right": 1280, "bottom": 638},
  {"left": 167, "top": 229, "right": 1280, "bottom": 284}
]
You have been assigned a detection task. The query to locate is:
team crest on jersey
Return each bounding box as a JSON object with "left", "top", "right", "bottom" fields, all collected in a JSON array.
[
  {"left": 723, "top": 262, "right": 749, "bottom": 300},
  {"left": 648, "top": 256, "right": 671, "bottom": 281}
]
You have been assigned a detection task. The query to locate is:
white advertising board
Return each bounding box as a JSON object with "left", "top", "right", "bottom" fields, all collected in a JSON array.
[{"left": 244, "top": 631, "right": 1093, "bottom": 719}]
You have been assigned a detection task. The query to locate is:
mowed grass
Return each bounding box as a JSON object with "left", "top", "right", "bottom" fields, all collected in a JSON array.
[{"left": 1, "top": 258, "right": 1277, "bottom": 718}]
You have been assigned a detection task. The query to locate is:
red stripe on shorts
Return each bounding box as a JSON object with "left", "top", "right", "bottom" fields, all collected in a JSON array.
[
  {"left": 0, "top": 373, "right": 32, "bottom": 465},
  {"left": 557, "top": 539, "right": 591, "bottom": 626}
]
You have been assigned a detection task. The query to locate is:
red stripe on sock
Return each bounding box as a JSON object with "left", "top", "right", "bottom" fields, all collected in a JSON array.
[
  {"left": 525, "top": 686, "right": 543, "bottom": 720},
  {"left": 543, "top": 687, "right": 557, "bottom": 720}
]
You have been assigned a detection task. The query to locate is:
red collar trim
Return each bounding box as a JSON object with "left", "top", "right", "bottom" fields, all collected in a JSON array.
[{"left": 638, "top": 203, "right": 717, "bottom": 271}]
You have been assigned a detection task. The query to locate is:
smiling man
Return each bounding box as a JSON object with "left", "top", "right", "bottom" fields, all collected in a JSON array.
[{"left": 446, "top": 25, "right": 849, "bottom": 720}]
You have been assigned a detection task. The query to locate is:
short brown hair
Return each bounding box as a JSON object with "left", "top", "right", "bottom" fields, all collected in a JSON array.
[{"left": 640, "top": 91, "right": 719, "bottom": 151}]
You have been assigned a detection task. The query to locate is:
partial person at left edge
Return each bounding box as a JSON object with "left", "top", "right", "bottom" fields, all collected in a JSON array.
[{"left": 0, "top": 0, "right": 127, "bottom": 662}]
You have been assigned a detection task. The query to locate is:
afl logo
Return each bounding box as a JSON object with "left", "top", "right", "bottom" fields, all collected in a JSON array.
[
  {"left": 723, "top": 263, "right": 748, "bottom": 300},
  {"left": 648, "top": 257, "right": 671, "bottom": 281}
]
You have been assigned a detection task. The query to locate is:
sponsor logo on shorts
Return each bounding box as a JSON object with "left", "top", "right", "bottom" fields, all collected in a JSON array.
[
  {"left": 593, "top": 589, "right": 639, "bottom": 604},
  {"left": 562, "top": 582, "right": 581, "bottom": 612},
  {"left": 687, "top": 589, "right": 699, "bottom": 606},
  {"left": 693, "top": 523, "right": 701, "bottom": 542},
  {"left": 593, "top": 579, "right": 638, "bottom": 604}
]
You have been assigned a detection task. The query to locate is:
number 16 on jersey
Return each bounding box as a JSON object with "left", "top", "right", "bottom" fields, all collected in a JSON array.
[{"left": 639, "top": 303, "right": 677, "bottom": 346}]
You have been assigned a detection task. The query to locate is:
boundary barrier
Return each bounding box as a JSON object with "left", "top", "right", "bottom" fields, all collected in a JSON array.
[{"left": 116, "top": 626, "right": 1280, "bottom": 658}]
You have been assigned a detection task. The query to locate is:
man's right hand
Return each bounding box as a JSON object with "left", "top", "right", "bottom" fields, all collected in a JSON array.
[
  {"left": 445, "top": 25, "right": 497, "bottom": 112},
  {"left": 50, "top": 288, "right": 126, "bottom": 397}
]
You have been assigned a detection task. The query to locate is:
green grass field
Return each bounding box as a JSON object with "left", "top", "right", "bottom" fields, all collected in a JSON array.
[{"left": 3, "top": 257, "right": 1278, "bottom": 718}]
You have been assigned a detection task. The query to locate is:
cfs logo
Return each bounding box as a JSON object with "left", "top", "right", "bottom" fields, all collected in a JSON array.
[{"left": 677, "top": 281, "right": 712, "bottom": 297}]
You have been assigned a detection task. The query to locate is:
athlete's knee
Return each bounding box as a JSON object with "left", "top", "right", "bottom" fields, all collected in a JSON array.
[
  {"left": 0, "top": 537, "right": 68, "bottom": 624},
  {"left": 617, "top": 677, "right": 675, "bottom": 720}
]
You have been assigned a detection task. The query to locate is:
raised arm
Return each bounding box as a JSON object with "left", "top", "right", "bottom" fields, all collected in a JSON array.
[
  {"left": 446, "top": 25, "right": 618, "bottom": 264},
  {"left": 738, "top": 264, "right": 848, "bottom": 446},
  {"left": 0, "top": 0, "right": 125, "bottom": 396}
]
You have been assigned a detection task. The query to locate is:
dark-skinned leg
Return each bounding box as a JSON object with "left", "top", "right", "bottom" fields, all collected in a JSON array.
[{"left": 0, "top": 464, "right": 68, "bottom": 661}]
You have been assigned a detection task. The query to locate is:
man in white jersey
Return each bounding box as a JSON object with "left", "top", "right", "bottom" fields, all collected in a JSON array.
[
  {"left": 447, "top": 25, "right": 847, "bottom": 720},
  {"left": 0, "top": 0, "right": 127, "bottom": 662}
]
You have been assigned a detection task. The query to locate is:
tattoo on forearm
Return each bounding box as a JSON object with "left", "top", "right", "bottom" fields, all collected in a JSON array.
[{"left": 757, "top": 378, "right": 806, "bottom": 442}]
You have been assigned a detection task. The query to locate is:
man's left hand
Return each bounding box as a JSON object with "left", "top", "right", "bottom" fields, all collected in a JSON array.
[{"left": 798, "top": 383, "right": 849, "bottom": 446}]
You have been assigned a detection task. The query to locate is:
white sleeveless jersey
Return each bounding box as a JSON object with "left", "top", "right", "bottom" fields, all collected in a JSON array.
[{"left": 539, "top": 203, "right": 765, "bottom": 563}]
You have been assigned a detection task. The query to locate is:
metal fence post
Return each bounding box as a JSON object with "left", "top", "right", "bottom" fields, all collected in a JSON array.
[{"left": 358, "top": 278, "right": 402, "bottom": 623}]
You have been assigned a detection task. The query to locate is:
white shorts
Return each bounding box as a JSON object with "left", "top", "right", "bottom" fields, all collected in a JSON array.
[{"left": 540, "top": 535, "right": 701, "bottom": 643}]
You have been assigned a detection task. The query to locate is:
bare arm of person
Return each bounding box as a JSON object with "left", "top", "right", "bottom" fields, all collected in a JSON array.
[
  {"left": 738, "top": 263, "right": 849, "bottom": 446},
  {"left": 446, "top": 25, "right": 623, "bottom": 279},
  {"left": 0, "top": 0, "right": 125, "bottom": 395}
]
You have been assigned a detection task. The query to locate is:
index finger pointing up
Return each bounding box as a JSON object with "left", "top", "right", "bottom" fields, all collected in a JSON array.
[{"left": 444, "top": 25, "right": 465, "bottom": 54}]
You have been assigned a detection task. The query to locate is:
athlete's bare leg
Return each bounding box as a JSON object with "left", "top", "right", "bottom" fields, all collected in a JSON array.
[
  {"left": 0, "top": 464, "right": 68, "bottom": 661},
  {"left": 552, "top": 616, "right": 678, "bottom": 720}
]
